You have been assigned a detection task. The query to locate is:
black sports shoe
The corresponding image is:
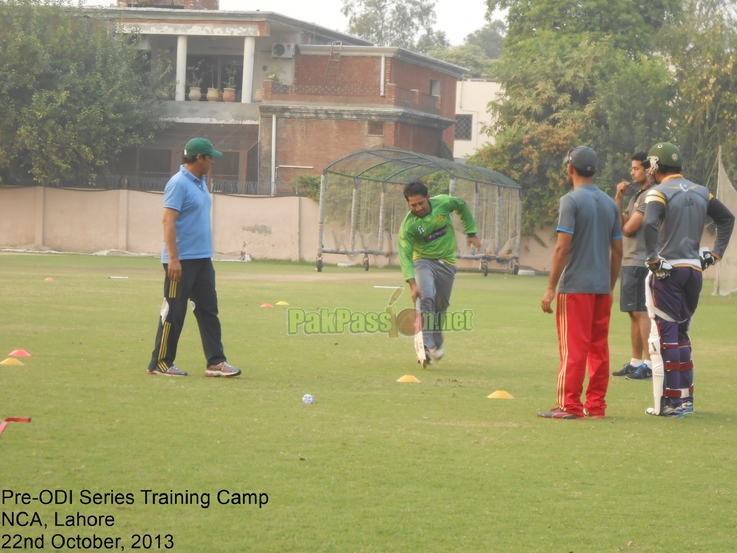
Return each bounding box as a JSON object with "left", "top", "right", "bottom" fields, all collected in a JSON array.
[
  {"left": 418, "top": 347, "right": 432, "bottom": 368},
  {"left": 626, "top": 366, "right": 652, "bottom": 380},
  {"left": 612, "top": 363, "right": 639, "bottom": 377}
]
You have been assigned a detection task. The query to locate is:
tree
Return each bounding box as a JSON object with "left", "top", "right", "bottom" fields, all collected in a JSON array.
[
  {"left": 0, "top": 0, "right": 169, "bottom": 186},
  {"left": 426, "top": 20, "right": 505, "bottom": 79},
  {"left": 660, "top": 0, "right": 737, "bottom": 187},
  {"left": 427, "top": 44, "right": 497, "bottom": 79},
  {"left": 467, "top": 1, "right": 685, "bottom": 233},
  {"left": 485, "top": 0, "right": 682, "bottom": 54},
  {"left": 464, "top": 20, "right": 505, "bottom": 59},
  {"left": 414, "top": 28, "right": 449, "bottom": 54},
  {"left": 341, "top": 0, "right": 438, "bottom": 51},
  {"left": 470, "top": 35, "right": 675, "bottom": 233}
]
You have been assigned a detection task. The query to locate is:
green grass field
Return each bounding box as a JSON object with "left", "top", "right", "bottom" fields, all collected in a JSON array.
[{"left": 1, "top": 253, "right": 736, "bottom": 552}]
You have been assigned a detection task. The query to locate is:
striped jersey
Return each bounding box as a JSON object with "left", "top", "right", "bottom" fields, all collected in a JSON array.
[{"left": 643, "top": 176, "right": 712, "bottom": 269}]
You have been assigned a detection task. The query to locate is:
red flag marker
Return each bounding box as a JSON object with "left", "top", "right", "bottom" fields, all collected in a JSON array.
[{"left": 0, "top": 417, "right": 31, "bottom": 436}]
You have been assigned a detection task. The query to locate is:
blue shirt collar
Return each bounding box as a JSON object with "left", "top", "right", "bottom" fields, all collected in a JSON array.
[{"left": 180, "top": 165, "right": 207, "bottom": 190}]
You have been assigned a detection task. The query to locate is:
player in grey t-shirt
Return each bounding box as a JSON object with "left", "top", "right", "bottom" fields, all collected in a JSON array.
[
  {"left": 612, "top": 152, "right": 655, "bottom": 379},
  {"left": 538, "top": 146, "right": 623, "bottom": 420},
  {"left": 642, "top": 142, "right": 735, "bottom": 417}
]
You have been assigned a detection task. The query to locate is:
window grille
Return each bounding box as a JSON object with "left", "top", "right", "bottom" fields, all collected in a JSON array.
[{"left": 455, "top": 114, "right": 473, "bottom": 141}]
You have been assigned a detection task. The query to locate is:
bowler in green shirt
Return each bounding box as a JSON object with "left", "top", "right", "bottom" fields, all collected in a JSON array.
[{"left": 398, "top": 181, "right": 481, "bottom": 364}]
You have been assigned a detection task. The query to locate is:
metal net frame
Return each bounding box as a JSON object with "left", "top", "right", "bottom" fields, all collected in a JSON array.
[
  {"left": 714, "top": 147, "right": 737, "bottom": 296},
  {"left": 317, "top": 148, "right": 522, "bottom": 274}
]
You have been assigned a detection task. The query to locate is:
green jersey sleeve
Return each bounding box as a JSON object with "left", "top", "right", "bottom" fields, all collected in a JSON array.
[
  {"left": 399, "top": 220, "right": 417, "bottom": 281},
  {"left": 447, "top": 195, "right": 478, "bottom": 235},
  {"left": 398, "top": 195, "right": 479, "bottom": 282}
]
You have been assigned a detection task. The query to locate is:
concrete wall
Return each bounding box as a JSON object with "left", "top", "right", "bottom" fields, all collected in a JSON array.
[
  {"left": 0, "top": 187, "right": 318, "bottom": 262},
  {"left": 8, "top": 186, "right": 716, "bottom": 277},
  {"left": 0, "top": 186, "right": 550, "bottom": 270},
  {"left": 211, "top": 195, "right": 317, "bottom": 261},
  {"left": 0, "top": 187, "right": 36, "bottom": 245},
  {"left": 514, "top": 225, "right": 718, "bottom": 278}
]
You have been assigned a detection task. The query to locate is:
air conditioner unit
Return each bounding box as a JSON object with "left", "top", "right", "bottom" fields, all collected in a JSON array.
[{"left": 271, "top": 43, "right": 295, "bottom": 59}]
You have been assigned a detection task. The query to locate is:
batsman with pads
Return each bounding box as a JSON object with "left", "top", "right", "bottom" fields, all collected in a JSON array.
[{"left": 642, "top": 142, "right": 734, "bottom": 417}]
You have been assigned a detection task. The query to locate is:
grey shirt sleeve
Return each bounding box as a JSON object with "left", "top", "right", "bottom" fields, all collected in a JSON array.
[
  {"left": 643, "top": 200, "right": 665, "bottom": 263},
  {"left": 708, "top": 197, "right": 736, "bottom": 259}
]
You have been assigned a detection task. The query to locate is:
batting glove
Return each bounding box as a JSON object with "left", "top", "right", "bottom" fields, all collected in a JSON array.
[
  {"left": 700, "top": 250, "right": 718, "bottom": 270},
  {"left": 647, "top": 257, "right": 673, "bottom": 280}
]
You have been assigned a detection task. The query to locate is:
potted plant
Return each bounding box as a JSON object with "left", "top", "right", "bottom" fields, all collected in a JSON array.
[
  {"left": 206, "top": 61, "right": 219, "bottom": 102},
  {"left": 261, "top": 70, "right": 284, "bottom": 100},
  {"left": 223, "top": 61, "right": 239, "bottom": 102},
  {"left": 187, "top": 60, "right": 204, "bottom": 101},
  {"left": 265, "top": 70, "right": 282, "bottom": 83}
]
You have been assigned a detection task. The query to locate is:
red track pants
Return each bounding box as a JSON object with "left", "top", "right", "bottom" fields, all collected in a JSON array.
[{"left": 555, "top": 293, "right": 612, "bottom": 417}]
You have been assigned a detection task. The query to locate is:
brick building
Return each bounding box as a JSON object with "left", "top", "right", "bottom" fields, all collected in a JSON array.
[
  {"left": 100, "top": 5, "right": 466, "bottom": 192},
  {"left": 116, "top": 1, "right": 220, "bottom": 9}
]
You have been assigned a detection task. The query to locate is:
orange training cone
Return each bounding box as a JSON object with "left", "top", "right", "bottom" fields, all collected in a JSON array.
[
  {"left": 261, "top": 303, "right": 273, "bottom": 308},
  {"left": 8, "top": 350, "right": 31, "bottom": 357}
]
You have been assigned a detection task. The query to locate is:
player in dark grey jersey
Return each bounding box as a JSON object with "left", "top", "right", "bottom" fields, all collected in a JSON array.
[
  {"left": 642, "top": 142, "right": 735, "bottom": 417},
  {"left": 612, "top": 152, "right": 655, "bottom": 380}
]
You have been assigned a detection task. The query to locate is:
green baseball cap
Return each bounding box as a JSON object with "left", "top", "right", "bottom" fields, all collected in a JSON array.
[
  {"left": 184, "top": 137, "right": 222, "bottom": 158},
  {"left": 648, "top": 142, "right": 681, "bottom": 168}
]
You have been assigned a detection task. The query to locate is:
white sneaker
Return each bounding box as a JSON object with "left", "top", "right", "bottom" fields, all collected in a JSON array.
[{"left": 430, "top": 346, "right": 444, "bottom": 360}]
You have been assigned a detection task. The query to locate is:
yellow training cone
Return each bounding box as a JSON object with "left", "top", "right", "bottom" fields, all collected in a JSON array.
[
  {"left": 487, "top": 390, "right": 514, "bottom": 399},
  {"left": 276, "top": 301, "right": 289, "bottom": 306},
  {"left": 397, "top": 375, "right": 420, "bottom": 383},
  {"left": 1, "top": 358, "right": 24, "bottom": 366}
]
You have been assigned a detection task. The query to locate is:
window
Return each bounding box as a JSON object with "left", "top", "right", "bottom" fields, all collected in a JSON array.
[
  {"left": 368, "top": 121, "right": 384, "bottom": 136},
  {"left": 108, "top": 147, "right": 137, "bottom": 175},
  {"left": 138, "top": 149, "right": 172, "bottom": 178},
  {"left": 455, "top": 114, "right": 473, "bottom": 141},
  {"left": 430, "top": 79, "right": 441, "bottom": 97},
  {"left": 211, "top": 152, "right": 241, "bottom": 180}
]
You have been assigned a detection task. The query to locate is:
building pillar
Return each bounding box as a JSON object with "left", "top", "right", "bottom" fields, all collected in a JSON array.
[
  {"left": 176, "top": 35, "right": 188, "bottom": 102},
  {"left": 270, "top": 114, "right": 276, "bottom": 196},
  {"left": 34, "top": 186, "right": 44, "bottom": 247},
  {"left": 241, "top": 36, "right": 256, "bottom": 103},
  {"left": 118, "top": 190, "right": 128, "bottom": 252}
]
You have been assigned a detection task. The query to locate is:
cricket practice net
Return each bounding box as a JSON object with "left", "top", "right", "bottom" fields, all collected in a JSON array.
[
  {"left": 713, "top": 153, "right": 737, "bottom": 296},
  {"left": 316, "top": 148, "right": 522, "bottom": 274}
]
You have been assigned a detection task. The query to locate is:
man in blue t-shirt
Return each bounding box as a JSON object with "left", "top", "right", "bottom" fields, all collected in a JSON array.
[{"left": 147, "top": 138, "right": 241, "bottom": 378}]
